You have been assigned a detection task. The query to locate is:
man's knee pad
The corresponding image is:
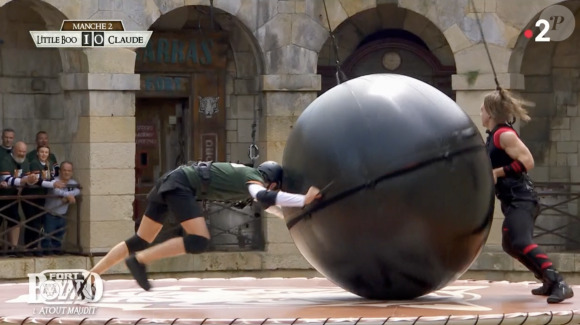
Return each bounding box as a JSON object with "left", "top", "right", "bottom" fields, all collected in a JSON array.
[
  {"left": 183, "top": 234, "right": 209, "bottom": 254},
  {"left": 125, "top": 235, "right": 149, "bottom": 253}
]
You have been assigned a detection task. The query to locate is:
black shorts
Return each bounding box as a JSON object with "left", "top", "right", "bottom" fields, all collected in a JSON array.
[{"left": 144, "top": 169, "right": 204, "bottom": 224}]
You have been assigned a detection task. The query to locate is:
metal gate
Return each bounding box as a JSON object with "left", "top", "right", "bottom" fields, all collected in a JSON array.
[
  {"left": 535, "top": 182, "right": 580, "bottom": 252},
  {"left": 133, "top": 193, "right": 264, "bottom": 251}
]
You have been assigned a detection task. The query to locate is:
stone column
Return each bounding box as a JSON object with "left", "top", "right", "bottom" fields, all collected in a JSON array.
[
  {"left": 259, "top": 74, "right": 320, "bottom": 270},
  {"left": 65, "top": 49, "right": 139, "bottom": 253},
  {"left": 452, "top": 72, "right": 525, "bottom": 246}
]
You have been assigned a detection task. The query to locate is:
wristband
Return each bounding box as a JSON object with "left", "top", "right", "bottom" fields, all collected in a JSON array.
[{"left": 503, "top": 160, "right": 526, "bottom": 177}]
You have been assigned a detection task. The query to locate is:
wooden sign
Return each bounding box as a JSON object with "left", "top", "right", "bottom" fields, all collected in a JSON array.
[
  {"left": 135, "top": 32, "right": 228, "bottom": 73},
  {"left": 136, "top": 124, "right": 157, "bottom": 146},
  {"left": 200, "top": 133, "right": 218, "bottom": 161},
  {"left": 192, "top": 73, "right": 226, "bottom": 162},
  {"left": 140, "top": 74, "right": 189, "bottom": 93}
]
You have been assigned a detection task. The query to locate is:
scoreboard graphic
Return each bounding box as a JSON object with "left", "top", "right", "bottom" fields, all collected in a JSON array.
[{"left": 30, "top": 20, "right": 152, "bottom": 48}]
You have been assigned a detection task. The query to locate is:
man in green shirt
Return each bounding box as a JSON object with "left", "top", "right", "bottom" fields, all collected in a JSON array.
[
  {"left": 26, "top": 131, "right": 58, "bottom": 165},
  {"left": 86, "top": 161, "right": 320, "bottom": 294},
  {"left": 0, "top": 128, "right": 15, "bottom": 162},
  {"left": 0, "top": 142, "right": 37, "bottom": 254}
]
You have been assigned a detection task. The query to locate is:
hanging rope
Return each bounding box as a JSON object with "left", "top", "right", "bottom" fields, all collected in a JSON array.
[
  {"left": 322, "top": 0, "right": 348, "bottom": 85},
  {"left": 469, "top": 0, "right": 500, "bottom": 90},
  {"left": 196, "top": 1, "right": 215, "bottom": 45},
  {"left": 469, "top": 0, "right": 517, "bottom": 124}
]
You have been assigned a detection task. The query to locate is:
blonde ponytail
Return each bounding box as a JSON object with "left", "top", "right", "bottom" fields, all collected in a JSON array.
[{"left": 483, "top": 88, "right": 531, "bottom": 123}]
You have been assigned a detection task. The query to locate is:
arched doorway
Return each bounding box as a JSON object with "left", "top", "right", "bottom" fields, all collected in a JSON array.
[
  {"left": 0, "top": 0, "right": 86, "bottom": 254},
  {"left": 317, "top": 5, "right": 456, "bottom": 99},
  {"left": 133, "top": 4, "right": 264, "bottom": 251}
]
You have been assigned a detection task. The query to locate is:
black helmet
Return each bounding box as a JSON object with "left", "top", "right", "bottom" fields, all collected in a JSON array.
[{"left": 257, "top": 161, "right": 283, "bottom": 186}]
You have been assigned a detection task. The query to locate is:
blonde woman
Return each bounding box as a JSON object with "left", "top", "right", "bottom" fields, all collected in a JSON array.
[{"left": 481, "top": 89, "right": 572, "bottom": 304}]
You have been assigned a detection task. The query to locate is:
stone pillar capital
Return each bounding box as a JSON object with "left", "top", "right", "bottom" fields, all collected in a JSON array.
[
  {"left": 60, "top": 73, "right": 140, "bottom": 91},
  {"left": 259, "top": 74, "right": 321, "bottom": 92},
  {"left": 452, "top": 73, "right": 525, "bottom": 91}
]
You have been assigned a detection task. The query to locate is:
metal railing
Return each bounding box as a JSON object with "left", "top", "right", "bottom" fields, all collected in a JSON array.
[
  {"left": 0, "top": 186, "right": 82, "bottom": 257},
  {"left": 534, "top": 182, "right": 580, "bottom": 252},
  {"left": 3, "top": 181, "right": 577, "bottom": 257},
  {"left": 133, "top": 194, "right": 265, "bottom": 252}
]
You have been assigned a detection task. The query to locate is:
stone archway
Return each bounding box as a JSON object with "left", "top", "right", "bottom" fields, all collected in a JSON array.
[
  {"left": 135, "top": 5, "right": 264, "bottom": 162},
  {"left": 0, "top": 0, "right": 91, "bottom": 254},
  {"left": 0, "top": 0, "right": 145, "bottom": 255},
  {"left": 0, "top": 0, "right": 85, "bottom": 157},
  {"left": 317, "top": 4, "right": 456, "bottom": 98},
  {"left": 132, "top": 4, "right": 266, "bottom": 251}
]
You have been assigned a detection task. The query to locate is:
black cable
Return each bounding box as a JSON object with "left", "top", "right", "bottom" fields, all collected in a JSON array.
[
  {"left": 286, "top": 145, "right": 487, "bottom": 229},
  {"left": 322, "top": 0, "right": 347, "bottom": 85},
  {"left": 470, "top": 0, "right": 500, "bottom": 90}
]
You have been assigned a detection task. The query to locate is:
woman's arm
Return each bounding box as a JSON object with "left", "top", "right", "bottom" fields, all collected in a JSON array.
[{"left": 494, "top": 131, "right": 535, "bottom": 179}]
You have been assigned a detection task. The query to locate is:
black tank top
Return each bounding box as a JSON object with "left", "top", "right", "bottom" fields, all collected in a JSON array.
[{"left": 485, "top": 124, "right": 537, "bottom": 203}]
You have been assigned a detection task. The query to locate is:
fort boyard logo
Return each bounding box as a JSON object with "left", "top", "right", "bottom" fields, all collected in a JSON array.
[{"left": 27, "top": 269, "right": 103, "bottom": 316}]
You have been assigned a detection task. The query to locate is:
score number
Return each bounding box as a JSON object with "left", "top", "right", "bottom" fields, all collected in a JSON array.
[{"left": 535, "top": 19, "right": 551, "bottom": 42}]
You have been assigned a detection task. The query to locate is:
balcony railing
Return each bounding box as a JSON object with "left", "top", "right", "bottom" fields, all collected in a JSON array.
[
  {"left": 1, "top": 181, "right": 579, "bottom": 258},
  {"left": 0, "top": 185, "right": 82, "bottom": 257}
]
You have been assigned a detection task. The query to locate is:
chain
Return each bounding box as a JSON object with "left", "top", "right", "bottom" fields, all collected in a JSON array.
[
  {"left": 322, "top": 0, "right": 347, "bottom": 85},
  {"left": 248, "top": 104, "right": 259, "bottom": 165},
  {"left": 196, "top": 0, "right": 215, "bottom": 45}
]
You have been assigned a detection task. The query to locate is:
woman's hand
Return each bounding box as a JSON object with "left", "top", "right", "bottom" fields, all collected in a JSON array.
[
  {"left": 26, "top": 175, "right": 38, "bottom": 185},
  {"left": 304, "top": 186, "right": 321, "bottom": 205},
  {"left": 492, "top": 169, "right": 498, "bottom": 184}
]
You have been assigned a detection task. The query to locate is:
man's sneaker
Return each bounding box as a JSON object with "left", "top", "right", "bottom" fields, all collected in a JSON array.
[
  {"left": 76, "top": 274, "right": 97, "bottom": 300},
  {"left": 547, "top": 281, "right": 574, "bottom": 303},
  {"left": 125, "top": 255, "right": 151, "bottom": 291},
  {"left": 544, "top": 269, "right": 574, "bottom": 304}
]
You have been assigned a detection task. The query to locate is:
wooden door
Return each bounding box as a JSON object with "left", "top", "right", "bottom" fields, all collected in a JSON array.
[
  {"left": 134, "top": 98, "right": 185, "bottom": 220},
  {"left": 192, "top": 72, "right": 226, "bottom": 162}
]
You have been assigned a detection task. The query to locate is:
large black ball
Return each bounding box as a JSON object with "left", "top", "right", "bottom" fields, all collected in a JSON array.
[{"left": 281, "top": 74, "right": 494, "bottom": 300}]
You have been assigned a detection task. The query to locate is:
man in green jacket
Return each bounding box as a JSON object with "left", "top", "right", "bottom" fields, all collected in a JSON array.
[
  {"left": 0, "top": 142, "right": 37, "bottom": 254},
  {"left": 87, "top": 161, "right": 320, "bottom": 292},
  {"left": 0, "top": 128, "right": 15, "bottom": 162}
]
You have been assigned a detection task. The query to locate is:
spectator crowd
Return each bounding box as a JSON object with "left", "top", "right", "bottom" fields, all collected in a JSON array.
[{"left": 0, "top": 129, "right": 81, "bottom": 257}]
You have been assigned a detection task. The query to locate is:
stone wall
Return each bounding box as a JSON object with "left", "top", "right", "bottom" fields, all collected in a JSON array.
[
  {"left": 0, "top": 2, "right": 69, "bottom": 160},
  {"left": 223, "top": 17, "right": 262, "bottom": 164},
  {"left": 4, "top": 248, "right": 580, "bottom": 284},
  {"left": 520, "top": 16, "right": 580, "bottom": 184},
  {"left": 514, "top": 10, "right": 580, "bottom": 250}
]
